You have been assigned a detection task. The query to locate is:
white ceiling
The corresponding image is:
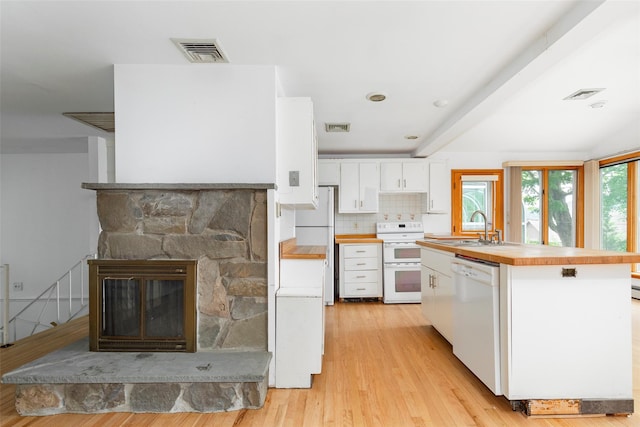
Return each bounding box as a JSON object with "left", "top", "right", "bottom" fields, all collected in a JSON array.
[{"left": 1, "top": 0, "right": 638, "bottom": 158}]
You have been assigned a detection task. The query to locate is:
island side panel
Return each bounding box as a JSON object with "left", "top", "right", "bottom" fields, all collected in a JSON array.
[{"left": 500, "top": 263, "right": 632, "bottom": 400}]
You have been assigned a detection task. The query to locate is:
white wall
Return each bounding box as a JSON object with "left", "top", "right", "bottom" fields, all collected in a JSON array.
[
  {"left": 114, "top": 64, "right": 278, "bottom": 184},
  {"left": 0, "top": 152, "right": 94, "bottom": 300}
]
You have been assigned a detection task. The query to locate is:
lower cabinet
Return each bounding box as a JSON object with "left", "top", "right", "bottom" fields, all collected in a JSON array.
[
  {"left": 339, "top": 243, "right": 382, "bottom": 298},
  {"left": 276, "top": 258, "right": 325, "bottom": 388},
  {"left": 420, "top": 247, "right": 454, "bottom": 343}
]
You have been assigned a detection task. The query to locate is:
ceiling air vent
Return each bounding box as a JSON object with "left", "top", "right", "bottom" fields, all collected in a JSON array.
[
  {"left": 172, "top": 38, "right": 229, "bottom": 63},
  {"left": 563, "top": 88, "right": 605, "bottom": 101},
  {"left": 325, "top": 123, "right": 351, "bottom": 133}
]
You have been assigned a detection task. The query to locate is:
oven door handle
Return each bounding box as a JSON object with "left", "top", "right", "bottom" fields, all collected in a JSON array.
[{"left": 385, "top": 262, "right": 420, "bottom": 268}]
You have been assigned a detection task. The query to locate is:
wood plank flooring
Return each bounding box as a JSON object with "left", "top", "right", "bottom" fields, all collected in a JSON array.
[{"left": 2, "top": 300, "right": 640, "bottom": 426}]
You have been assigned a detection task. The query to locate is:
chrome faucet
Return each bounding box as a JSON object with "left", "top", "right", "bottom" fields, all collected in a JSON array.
[{"left": 470, "top": 210, "right": 489, "bottom": 243}]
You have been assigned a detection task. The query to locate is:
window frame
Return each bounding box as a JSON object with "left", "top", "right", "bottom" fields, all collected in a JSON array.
[
  {"left": 599, "top": 151, "right": 639, "bottom": 276},
  {"left": 521, "top": 165, "right": 584, "bottom": 247},
  {"left": 451, "top": 169, "right": 504, "bottom": 238}
]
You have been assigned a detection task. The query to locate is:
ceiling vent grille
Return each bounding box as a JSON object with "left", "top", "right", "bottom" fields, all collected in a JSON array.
[
  {"left": 325, "top": 123, "right": 351, "bottom": 133},
  {"left": 172, "top": 38, "right": 229, "bottom": 63},
  {"left": 563, "top": 88, "right": 605, "bottom": 100}
]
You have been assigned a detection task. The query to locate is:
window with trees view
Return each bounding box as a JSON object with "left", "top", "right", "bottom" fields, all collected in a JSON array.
[
  {"left": 521, "top": 167, "right": 582, "bottom": 247},
  {"left": 451, "top": 170, "right": 504, "bottom": 237},
  {"left": 599, "top": 152, "right": 638, "bottom": 274}
]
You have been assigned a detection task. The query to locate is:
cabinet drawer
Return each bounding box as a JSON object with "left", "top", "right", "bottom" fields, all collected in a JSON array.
[
  {"left": 344, "top": 281, "right": 379, "bottom": 296},
  {"left": 421, "top": 248, "right": 454, "bottom": 275},
  {"left": 344, "top": 257, "right": 378, "bottom": 271},
  {"left": 343, "top": 245, "right": 378, "bottom": 258},
  {"left": 344, "top": 270, "right": 378, "bottom": 282}
]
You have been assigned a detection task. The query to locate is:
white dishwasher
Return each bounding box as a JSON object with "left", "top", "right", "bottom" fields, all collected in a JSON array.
[{"left": 451, "top": 255, "right": 501, "bottom": 395}]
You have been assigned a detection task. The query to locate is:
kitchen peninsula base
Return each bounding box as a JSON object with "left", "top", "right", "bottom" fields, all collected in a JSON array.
[
  {"left": 417, "top": 239, "right": 640, "bottom": 418},
  {"left": 511, "top": 398, "right": 634, "bottom": 417}
]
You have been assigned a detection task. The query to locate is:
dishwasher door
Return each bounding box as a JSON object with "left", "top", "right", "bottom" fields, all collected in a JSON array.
[{"left": 451, "top": 257, "right": 501, "bottom": 395}]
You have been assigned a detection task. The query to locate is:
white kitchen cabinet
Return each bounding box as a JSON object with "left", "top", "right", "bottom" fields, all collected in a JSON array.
[
  {"left": 380, "top": 161, "right": 428, "bottom": 193},
  {"left": 338, "top": 162, "right": 379, "bottom": 213},
  {"left": 420, "top": 247, "right": 454, "bottom": 343},
  {"left": 317, "top": 159, "right": 340, "bottom": 186},
  {"left": 339, "top": 243, "right": 382, "bottom": 298},
  {"left": 277, "top": 257, "right": 326, "bottom": 388},
  {"left": 277, "top": 97, "right": 318, "bottom": 209},
  {"left": 427, "top": 161, "right": 448, "bottom": 213},
  {"left": 500, "top": 263, "right": 632, "bottom": 401}
]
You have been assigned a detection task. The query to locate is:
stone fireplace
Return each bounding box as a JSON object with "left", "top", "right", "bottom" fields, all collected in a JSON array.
[
  {"left": 0, "top": 183, "right": 276, "bottom": 415},
  {"left": 89, "top": 183, "right": 272, "bottom": 353}
]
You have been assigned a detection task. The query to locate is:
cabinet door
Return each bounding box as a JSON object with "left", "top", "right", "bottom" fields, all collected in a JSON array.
[
  {"left": 402, "top": 162, "right": 428, "bottom": 192},
  {"left": 338, "top": 162, "right": 360, "bottom": 213},
  {"left": 428, "top": 161, "right": 448, "bottom": 212},
  {"left": 380, "top": 162, "right": 403, "bottom": 192},
  {"left": 433, "top": 272, "right": 453, "bottom": 343},
  {"left": 421, "top": 266, "right": 435, "bottom": 323},
  {"left": 277, "top": 97, "right": 318, "bottom": 208},
  {"left": 359, "top": 162, "right": 379, "bottom": 212}
]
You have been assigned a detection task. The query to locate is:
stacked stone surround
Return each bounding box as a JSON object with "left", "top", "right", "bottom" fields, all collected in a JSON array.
[
  {"left": 14, "top": 380, "right": 267, "bottom": 415},
  {"left": 3, "top": 184, "right": 275, "bottom": 415},
  {"left": 95, "top": 185, "right": 270, "bottom": 351}
]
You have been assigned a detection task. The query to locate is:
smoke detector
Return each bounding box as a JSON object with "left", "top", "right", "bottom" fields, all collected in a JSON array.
[
  {"left": 563, "top": 88, "right": 605, "bottom": 100},
  {"left": 172, "top": 38, "right": 229, "bottom": 63},
  {"left": 325, "top": 123, "right": 351, "bottom": 133}
]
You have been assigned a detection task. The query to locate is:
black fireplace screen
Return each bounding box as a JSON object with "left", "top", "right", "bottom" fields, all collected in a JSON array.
[
  {"left": 102, "top": 278, "right": 184, "bottom": 338},
  {"left": 89, "top": 260, "right": 196, "bottom": 352}
]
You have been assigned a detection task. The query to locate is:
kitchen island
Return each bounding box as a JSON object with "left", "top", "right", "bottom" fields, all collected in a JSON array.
[{"left": 417, "top": 239, "right": 640, "bottom": 417}]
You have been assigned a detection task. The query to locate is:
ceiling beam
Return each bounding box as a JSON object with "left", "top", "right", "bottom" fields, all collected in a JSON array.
[{"left": 412, "top": 0, "right": 620, "bottom": 158}]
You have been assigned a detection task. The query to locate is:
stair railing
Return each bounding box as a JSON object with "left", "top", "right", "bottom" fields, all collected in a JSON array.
[{"left": 0, "top": 254, "right": 96, "bottom": 344}]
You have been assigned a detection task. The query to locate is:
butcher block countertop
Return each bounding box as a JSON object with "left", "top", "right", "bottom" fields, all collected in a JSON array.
[
  {"left": 280, "top": 238, "right": 326, "bottom": 260},
  {"left": 334, "top": 234, "right": 383, "bottom": 244},
  {"left": 417, "top": 239, "right": 640, "bottom": 266}
]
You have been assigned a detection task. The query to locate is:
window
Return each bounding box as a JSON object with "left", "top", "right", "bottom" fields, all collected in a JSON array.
[
  {"left": 451, "top": 170, "right": 504, "bottom": 237},
  {"left": 521, "top": 167, "right": 583, "bottom": 247},
  {"left": 600, "top": 152, "right": 638, "bottom": 274}
]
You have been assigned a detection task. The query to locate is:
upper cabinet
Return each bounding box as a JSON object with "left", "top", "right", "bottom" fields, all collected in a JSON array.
[
  {"left": 427, "top": 161, "right": 448, "bottom": 213},
  {"left": 380, "top": 160, "right": 428, "bottom": 193},
  {"left": 339, "top": 162, "right": 379, "bottom": 213},
  {"left": 277, "top": 97, "right": 318, "bottom": 209}
]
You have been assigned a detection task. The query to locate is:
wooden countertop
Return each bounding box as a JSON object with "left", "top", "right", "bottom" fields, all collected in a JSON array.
[
  {"left": 417, "top": 239, "right": 640, "bottom": 266},
  {"left": 335, "top": 234, "right": 383, "bottom": 244},
  {"left": 280, "top": 238, "right": 326, "bottom": 260}
]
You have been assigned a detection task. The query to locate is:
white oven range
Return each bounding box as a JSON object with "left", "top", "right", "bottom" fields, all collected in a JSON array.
[{"left": 376, "top": 221, "right": 424, "bottom": 303}]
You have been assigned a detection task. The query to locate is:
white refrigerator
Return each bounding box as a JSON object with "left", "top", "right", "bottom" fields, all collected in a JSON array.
[{"left": 295, "top": 186, "right": 335, "bottom": 305}]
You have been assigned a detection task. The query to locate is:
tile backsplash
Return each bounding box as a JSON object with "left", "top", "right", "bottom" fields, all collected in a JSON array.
[{"left": 335, "top": 193, "right": 429, "bottom": 234}]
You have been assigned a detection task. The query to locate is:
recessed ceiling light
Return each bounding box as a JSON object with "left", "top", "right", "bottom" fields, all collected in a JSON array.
[
  {"left": 589, "top": 100, "right": 607, "bottom": 109},
  {"left": 404, "top": 135, "right": 419, "bottom": 140},
  {"left": 563, "top": 88, "right": 605, "bottom": 101},
  {"left": 366, "top": 92, "right": 387, "bottom": 102},
  {"left": 433, "top": 99, "right": 449, "bottom": 108}
]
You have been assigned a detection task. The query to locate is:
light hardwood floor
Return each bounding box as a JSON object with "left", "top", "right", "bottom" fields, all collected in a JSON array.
[{"left": 1, "top": 300, "right": 639, "bottom": 426}]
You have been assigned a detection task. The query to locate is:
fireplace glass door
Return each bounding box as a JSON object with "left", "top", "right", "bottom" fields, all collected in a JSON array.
[{"left": 89, "top": 260, "right": 196, "bottom": 352}]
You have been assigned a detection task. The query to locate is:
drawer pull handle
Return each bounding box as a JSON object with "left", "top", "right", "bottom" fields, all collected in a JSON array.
[
  {"left": 356, "top": 250, "right": 366, "bottom": 253},
  {"left": 356, "top": 263, "right": 366, "bottom": 266},
  {"left": 356, "top": 276, "right": 366, "bottom": 278},
  {"left": 356, "top": 287, "right": 366, "bottom": 291}
]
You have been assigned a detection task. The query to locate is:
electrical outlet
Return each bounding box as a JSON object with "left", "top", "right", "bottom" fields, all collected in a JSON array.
[
  {"left": 13, "top": 282, "right": 23, "bottom": 292},
  {"left": 289, "top": 170, "right": 300, "bottom": 187}
]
